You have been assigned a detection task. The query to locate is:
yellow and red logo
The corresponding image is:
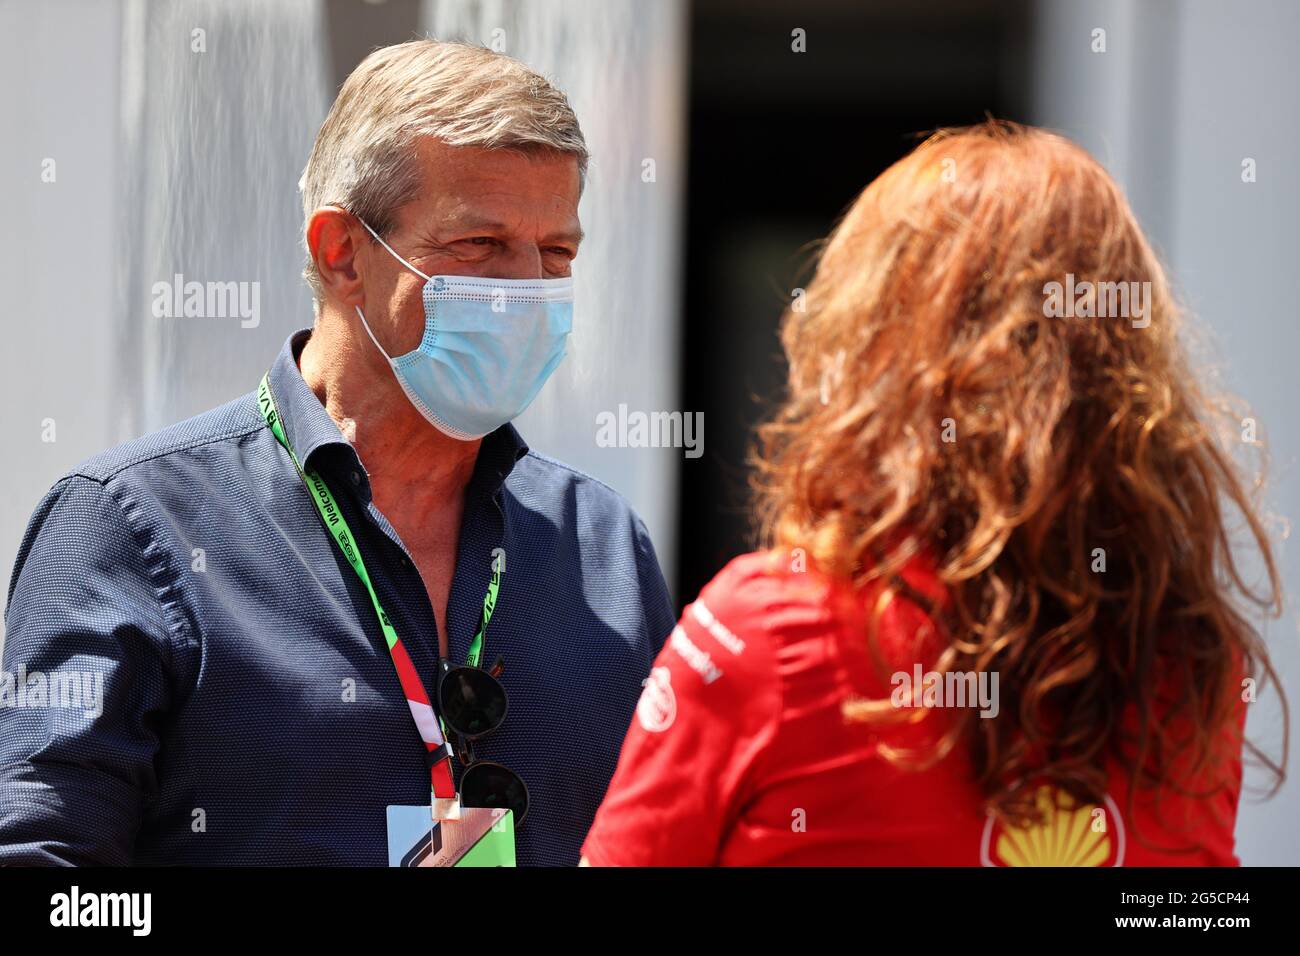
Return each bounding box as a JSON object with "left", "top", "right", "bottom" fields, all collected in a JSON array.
[{"left": 980, "top": 785, "right": 1126, "bottom": 866}]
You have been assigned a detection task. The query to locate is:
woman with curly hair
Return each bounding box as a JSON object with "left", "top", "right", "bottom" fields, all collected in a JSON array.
[{"left": 581, "top": 120, "right": 1286, "bottom": 866}]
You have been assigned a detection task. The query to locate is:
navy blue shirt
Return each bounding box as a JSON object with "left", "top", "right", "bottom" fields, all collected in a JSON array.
[{"left": 0, "top": 330, "right": 674, "bottom": 866}]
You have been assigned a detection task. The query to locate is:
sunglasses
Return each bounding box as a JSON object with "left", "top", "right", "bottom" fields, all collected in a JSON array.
[{"left": 437, "top": 658, "right": 529, "bottom": 827}]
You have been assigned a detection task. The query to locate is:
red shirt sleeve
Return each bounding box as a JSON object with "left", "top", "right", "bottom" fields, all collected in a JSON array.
[{"left": 581, "top": 554, "right": 785, "bottom": 866}]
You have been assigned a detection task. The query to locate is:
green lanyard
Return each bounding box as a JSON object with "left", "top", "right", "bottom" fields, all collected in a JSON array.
[
  {"left": 468, "top": 563, "right": 499, "bottom": 670},
  {"left": 257, "top": 374, "right": 500, "bottom": 793}
]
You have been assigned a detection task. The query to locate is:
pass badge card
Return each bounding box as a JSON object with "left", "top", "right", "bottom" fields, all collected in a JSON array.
[{"left": 387, "top": 805, "right": 515, "bottom": 867}]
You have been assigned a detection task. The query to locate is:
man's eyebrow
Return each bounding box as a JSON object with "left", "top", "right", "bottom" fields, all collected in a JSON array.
[
  {"left": 438, "top": 214, "right": 584, "bottom": 245},
  {"left": 545, "top": 224, "right": 585, "bottom": 245},
  {"left": 440, "top": 213, "right": 509, "bottom": 233}
]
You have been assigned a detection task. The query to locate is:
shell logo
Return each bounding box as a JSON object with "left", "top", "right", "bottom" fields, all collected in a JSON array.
[{"left": 980, "top": 785, "right": 1126, "bottom": 866}]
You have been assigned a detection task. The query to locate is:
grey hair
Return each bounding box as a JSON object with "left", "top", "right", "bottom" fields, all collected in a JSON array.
[{"left": 299, "top": 39, "right": 588, "bottom": 300}]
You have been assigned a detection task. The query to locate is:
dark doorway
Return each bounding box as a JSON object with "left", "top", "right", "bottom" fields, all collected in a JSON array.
[{"left": 676, "top": 0, "right": 1034, "bottom": 603}]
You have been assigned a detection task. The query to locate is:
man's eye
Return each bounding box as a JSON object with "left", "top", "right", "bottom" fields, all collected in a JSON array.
[
  {"left": 547, "top": 247, "right": 576, "bottom": 259},
  {"left": 464, "top": 237, "right": 496, "bottom": 247}
]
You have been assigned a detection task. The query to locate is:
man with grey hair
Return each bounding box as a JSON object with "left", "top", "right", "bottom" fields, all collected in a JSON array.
[{"left": 0, "top": 40, "right": 674, "bottom": 866}]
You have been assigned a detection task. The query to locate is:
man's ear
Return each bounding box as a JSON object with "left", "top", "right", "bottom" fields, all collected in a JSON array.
[{"left": 307, "top": 207, "right": 366, "bottom": 307}]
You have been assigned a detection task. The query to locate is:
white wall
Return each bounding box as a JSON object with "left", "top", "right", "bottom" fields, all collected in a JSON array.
[{"left": 0, "top": 0, "right": 124, "bottom": 651}]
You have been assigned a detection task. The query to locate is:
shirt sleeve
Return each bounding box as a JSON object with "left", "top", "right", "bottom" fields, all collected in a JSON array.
[
  {"left": 582, "top": 554, "right": 783, "bottom": 866},
  {"left": 0, "top": 474, "right": 179, "bottom": 865},
  {"left": 631, "top": 514, "right": 676, "bottom": 656}
]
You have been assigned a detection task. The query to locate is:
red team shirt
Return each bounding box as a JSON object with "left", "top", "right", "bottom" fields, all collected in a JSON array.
[{"left": 582, "top": 550, "right": 1244, "bottom": 866}]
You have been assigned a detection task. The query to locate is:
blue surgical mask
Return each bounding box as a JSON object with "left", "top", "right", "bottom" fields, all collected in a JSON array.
[{"left": 354, "top": 218, "right": 574, "bottom": 440}]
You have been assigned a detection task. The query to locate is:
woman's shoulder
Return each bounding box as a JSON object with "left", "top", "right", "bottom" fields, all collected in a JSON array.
[
  {"left": 698, "top": 545, "right": 945, "bottom": 632},
  {"left": 688, "top": 550, "right": 850, "bottom": 655},
  {"left": 683, "top": 547, "right": 954, "bottom": 705},
  {"left": 701, "top": 547, "right": 839, "bottom": 607}
]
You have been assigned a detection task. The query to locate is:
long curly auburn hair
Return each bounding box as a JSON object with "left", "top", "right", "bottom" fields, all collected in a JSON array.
[{"left": 753, "top": 120, "right": 1287, "bottom": 843}]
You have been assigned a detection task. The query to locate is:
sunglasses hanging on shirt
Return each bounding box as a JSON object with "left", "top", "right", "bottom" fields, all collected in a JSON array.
[{"left": 436, "top": 561, "right": 529, "bottom": 827}]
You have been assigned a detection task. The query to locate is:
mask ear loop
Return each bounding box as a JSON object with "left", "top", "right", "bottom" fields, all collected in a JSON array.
[
  {"left": 344, "top": 209, "right": 434, "bottom": 365},
  {"left": 355, "top": 216, "right": 434, "bottom": 283},
  {"left": 354, "top": 305, "right": 394, "bottom": 365}
]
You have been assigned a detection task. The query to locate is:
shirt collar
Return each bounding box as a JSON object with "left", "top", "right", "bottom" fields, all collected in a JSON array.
[
  {"left": 266, "top": 328, "right": 530, "bottom": 497},
  {"left": 266, "top": 329, "right": 356, "bottom": 474},
  {"left": 475, "top": 419, "right": 530, "bottom": 496}
]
